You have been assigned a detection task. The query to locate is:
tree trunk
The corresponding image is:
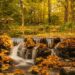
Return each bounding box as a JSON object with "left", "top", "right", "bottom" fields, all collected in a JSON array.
[
  {"left": 64, "top": 0, "right": 69, "bottom": 23},
  {"left": 19, "top": 0, "right": 25, "bottom": 36},
  {"left": 70, "top": 0, "right": 75, "bottom": 23},
  {"left": 19, "top": 0, "right": 24, "bottom": 26},
  {"left": 42, "top": 2, "right": 45, "bottom": 24},
  {"left": 48, "top": 0, "right": 51, "bottom": 25}
]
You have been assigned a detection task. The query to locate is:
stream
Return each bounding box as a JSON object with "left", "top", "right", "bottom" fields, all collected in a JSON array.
[{"left": 9, "top": 37, "right": 75, "bottom": 75}]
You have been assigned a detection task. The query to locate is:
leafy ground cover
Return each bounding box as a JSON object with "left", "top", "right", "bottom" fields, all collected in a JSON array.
[{"left": 0, "top": 34, "right": 75, "bottom": 75}]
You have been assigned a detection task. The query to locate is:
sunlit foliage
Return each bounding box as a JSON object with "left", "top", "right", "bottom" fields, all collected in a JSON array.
[{"left": 0, "top": 34, "right": 25, "bottom": 75}]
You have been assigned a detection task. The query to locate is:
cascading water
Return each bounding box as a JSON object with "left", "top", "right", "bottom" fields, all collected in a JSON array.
[
  {"left": 32, "top": 46, "right": 39, "bottom": 59},
  {"left": 21, "top": 46, "right": 38, "bottom": 63},
  {"left": 9, "top": 42, "right": 34, "bottom": 67},
  {"left": 47, "top": 38, "right": 53, "bottom": 48},
  {"left": 50, "top": 49, "right": 56, "bottom": 56},
  {"left": 10, "top": 38, "right": 61, "bottom": 67},
  {"left": 9, "top": 43, "right": 23, "bottom": 62}
]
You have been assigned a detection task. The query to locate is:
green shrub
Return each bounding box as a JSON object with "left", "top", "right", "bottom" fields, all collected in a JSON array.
[
  {"left": 50, "top": 15, "right": 60, "bottom": 25},
  {"left": 24, "top": 30, "right": 38, "bottom": 35},
  {"left": 9, "top": 30, "right": 22, "bottom": 37},
  {"left": 59, "top": 22, "right": 75, "bottom": 32}
]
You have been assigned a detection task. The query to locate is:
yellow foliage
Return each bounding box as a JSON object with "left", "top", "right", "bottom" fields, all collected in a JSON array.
[
  {"left": 2, "top": 64, "right": 9, "bottom": 71},
  {"left": 13, "top": 69, "right": 25, "bottom": 74},
  {"left": 0, "top": 34, "right": 13, "bottom": 49},
  {"left": 29, "top": 66, "right": 39, "bottom": 73},
  {"left": 36, "top": 57, "right": 43, "bottom": 62},
  {"left": 0, "top": 34, "right": 13, "bottom": 72},
  {"left": 39, "top": 43, "right": 47, "bottom": 49},
  {"left": 25, "top": 38, "right": 35, "bottom": 47},
  {"left": 30, "top": 55, "right": 75, "bottom": 75}
]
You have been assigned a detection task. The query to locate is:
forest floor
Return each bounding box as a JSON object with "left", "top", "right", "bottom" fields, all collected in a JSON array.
[
  {"left": 23, "top": 32, "right": 75, "bottom": 39},
  {"left": 9, "top": 25, "right": 75, "bottom": 38}
]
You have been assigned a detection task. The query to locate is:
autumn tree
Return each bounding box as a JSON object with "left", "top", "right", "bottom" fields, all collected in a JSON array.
[
  {"left": 19, "top": 0, "right": 25, "bottom": 26},
  {"left": 58, "top": 0, "right": 69, "bottom": 23},
  {"left": 48, "top": 0, "right": 51, "bottom": 25},
  {"left": 64, "top": 0, "right": 69, "bottom": 23},
  {"left": 0, "top": 0, "right": 16, "bottom": 33},
  {"left": 70, "top": 0, "right": 75, "bottom": 23}
]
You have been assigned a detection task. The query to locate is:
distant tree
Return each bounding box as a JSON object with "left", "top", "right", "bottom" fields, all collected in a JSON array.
[
  {"left": 27, "top": 0, "right": 44, "bottom": 24},
  {"left": 64, "top": 0, "right": 69, "bottom": 23},
  {"left": 58, "top": 0, "right": 69, "bottom": 23},
  {"left": 19, "top": 0, "right": 25, "bottom": 26},
  {"left": 70, "top": 0, "right": 75, "bottom": 23},
  {"left": 48, "top": 0, "right": 51, "bottom": 25},
  {"left": 0, "top": 0, "right": 15, "bottom": 32}
]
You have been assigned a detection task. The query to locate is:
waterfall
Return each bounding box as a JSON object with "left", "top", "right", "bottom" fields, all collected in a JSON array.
[
  {"left": 25, "top": 48, "right": 29, "bottom": 59},
  {"left": 24, "top": 46, "right": 38, "bottom": 60},
  {"left": 32, "top": 46, "right": 38, "bottom": 59},
  {"left": 9, "top": 42, "right": 34, "bottom": 67},
  {"left": 50, "top": 42, "right": 61, "bottom": 56},
  {"left": 9, "top": 43, "right": 22, "bottom": 58},
  {"left": 9, "top": 43, "right": 26, "bottom": 63},
  {"left": 54, "top": 42, "right": 60, "bottom": 50},
  {"left": 47, "top": 38, "right": 53, "bottom": 48},
  {"left": 9, "top": 37, "right": 62, "bottom": 67},
  {"left": 18, "top": 43, "right": 27, "bottom": 58},
  {"left": 50, "top": 49, "right": 56, "bottom": 56}
]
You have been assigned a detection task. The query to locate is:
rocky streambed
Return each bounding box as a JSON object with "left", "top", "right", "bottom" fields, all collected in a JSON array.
[{"left": 1, "top": 36, "right": 75, "bottom": 75}]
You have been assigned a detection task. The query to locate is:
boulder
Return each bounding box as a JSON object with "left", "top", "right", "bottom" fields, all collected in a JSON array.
[
  {"left": 60, "top": 67, "right": 75, "bottom": 75},
  {"left": 55, "top": 38, "right": 75, "bottom": 59}
]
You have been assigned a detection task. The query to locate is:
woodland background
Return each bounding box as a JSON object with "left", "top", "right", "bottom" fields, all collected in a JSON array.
[{"left": 0, "top": 0, "right": 75, "bottom": 37}]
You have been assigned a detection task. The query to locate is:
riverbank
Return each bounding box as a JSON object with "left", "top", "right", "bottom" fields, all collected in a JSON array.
[
  {"left": 21, "top": 32, "right": 75, "bottom": 39},
  {"left": 2, "top": 24, "right": 75, "bottom": 38}
]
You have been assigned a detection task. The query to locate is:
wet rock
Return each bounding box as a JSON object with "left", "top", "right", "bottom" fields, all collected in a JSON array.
[
  {"left": 60, "top": 67, "right": 75, "bottom": 75},
  {"left": 40, "top": 38, "right": 48, "bottom": 45},
  {"left": 18, "top": 38, "right": 36, "bottom": 59},
  {"left": 60, "top": 68, "right": 67, "bottom": 75},
  {"left": 55, "top": 38, "right": 75, "bottom": 59},
  {"left": 36, "top": 43, "right": 51, "bottom": 58},
  {"left": 51, "top": 37, "right": 61, "bottom": 49}
]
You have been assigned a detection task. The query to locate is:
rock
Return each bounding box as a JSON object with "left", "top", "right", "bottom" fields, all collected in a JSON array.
[
  {"left": 60, "top": 67, "right": 75, "bottom": 75},
  {"left": 55, "top": 38, "right": 75, "bottom": 59},
  {"left": 40, "top": 38, "right": 48, "bottom": 45},
  {"left": 51, "top": 37, "right": 61, "bottom": 49}
]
